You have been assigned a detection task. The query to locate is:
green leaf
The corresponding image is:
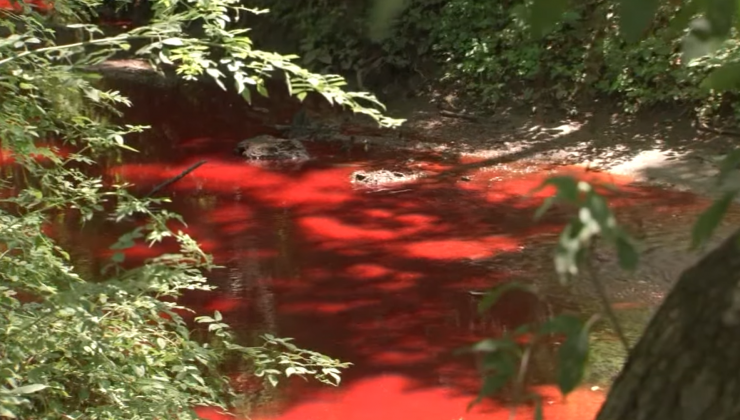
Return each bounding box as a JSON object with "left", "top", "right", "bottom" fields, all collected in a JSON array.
[
  {"left": 554, "top": 220, "right": 588, "bottom": 280},
  {"left": 691, "top": 191, "right": 737, "bottom": 249},
  {"left": 468, "top": 351, "right": 517, "bottom": 410},
  {"left": 557, "top": 327, "right": 589, "bottom": 396},
  {"left": 583, "top": 193, "right": 613, "bottom": 233},
  {"left": 267, "top": 374, "right": 278, "bottom": 387},
  {"left": 256, "top": 82, "right": 269, "bottom": 98},
  {"left": 111, "top": 252, "right": 125, "bottom": 263},
  {"left": 10, "top": 384, "right": 48, "bottom": 395},
  {"left": 534, "top": 196, "right": 556, "bottom": 220},
  {"left": 534, "top": 176, "right": 584, "bottom": 221},
  {"left": 705, "top": 0, "right": 737, "bottom": 37},
  {"left": 700, "top": 62, "right": 740, "bottom": 91},
  {"left": 530, "top": 0, "right": 570, "bottom": 37},
  {"left": 683, "top": 18, "right": 724, "bottom": 62},
  {"left": 477, "top": 282, "right": 536, "bottom": 314},
  {"left": 541, "top": 315, "right": 590, "bottom": 396},
  {"left": 241, "top": 88, "right": 252, "bottom": 104},
  {"left": 368, "top": 0, "right": 410, "bottom": 41},
  {"left": 615, "top": 233, "right": 639, "bottom": 270},
  {"left": 717, "top": 150, "right": 740, "bottom": 184},
  {"left": 84, "top": 89, "right": 100, "bottom": 103},
  {"left": 0, "top": 406, "right": 16, "bottom": 418},
  {"left": 540, "top": 314, "right": 582, "bottom": 335},
  {"left": 619, "top": 0, "right": 660, "bottom": 43},
  {"left": 668, "top": 0, "right": 704, "bottom": 35}
]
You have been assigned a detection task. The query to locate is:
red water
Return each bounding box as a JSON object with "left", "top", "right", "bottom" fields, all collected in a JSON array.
[
  {"left": 0, "top": 0, "right": 51, "bottom": 11},
  {"left": 102, "top": 137, "right": 616, "bottom": 420},
  {"left": 46, "top": 129, "right": 708, "bottom": 420},
  {"left": 2, "top": 86, "right": 712, "bottom": 420}
]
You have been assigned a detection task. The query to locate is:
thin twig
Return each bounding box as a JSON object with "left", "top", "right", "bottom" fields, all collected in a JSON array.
[
  {"left": 585, "top": 242, "right": 630, "bottom": 352},
  {"left": 145, "top": 160, "right": 207, "bottom": 198}
]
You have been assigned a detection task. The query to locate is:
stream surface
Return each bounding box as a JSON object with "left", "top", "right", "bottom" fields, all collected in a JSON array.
[{"left": 8, "top": 85, "right": 738, "bottom": 420}]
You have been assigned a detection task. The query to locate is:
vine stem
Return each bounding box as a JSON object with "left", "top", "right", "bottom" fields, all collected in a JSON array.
[
  {"left": 0, "top": 34, "right": 135, "bottom": 67},
  {"left": 585, "top": 242, "right": 630, "bottom": 352},
  {"left": 507, "top": 342, "right": 534, "bottom": 420}
]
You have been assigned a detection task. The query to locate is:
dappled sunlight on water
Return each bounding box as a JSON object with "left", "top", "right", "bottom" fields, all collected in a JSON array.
[
  {"left": 87, "top": 131, "right": 719, "bottom": 419},
  {"left": 7, "top": 85, "right": 736, "bottom": 420}
]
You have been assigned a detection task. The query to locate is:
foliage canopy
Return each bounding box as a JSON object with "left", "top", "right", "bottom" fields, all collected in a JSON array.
[{"left": 0, "top": 0, "right": 393, "bottom": 417}]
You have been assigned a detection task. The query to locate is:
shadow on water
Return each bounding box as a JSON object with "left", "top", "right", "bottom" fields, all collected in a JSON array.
[{"left": 8, "top": 79, "right": 730, "bottom": 420}]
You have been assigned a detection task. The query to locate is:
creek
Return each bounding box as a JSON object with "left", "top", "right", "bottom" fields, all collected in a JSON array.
[{"left": 12, "top": 78, "right": 739, "bottom": 420}]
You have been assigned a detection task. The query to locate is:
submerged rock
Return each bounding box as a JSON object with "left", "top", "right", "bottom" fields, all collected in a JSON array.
[
  {"left": 235, "top": 135, "right": 310, "bottom": 162},
  {"left": 350, "top": 169, "right": 427, "bottom": 187}
]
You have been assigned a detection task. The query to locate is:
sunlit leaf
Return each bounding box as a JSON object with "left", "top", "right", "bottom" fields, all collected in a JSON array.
[
  {"left": 682, "top": 18, "right": 723, "bottom": 62},
  {"left": 9, "top": 384, "right": 48, "bottom": 395},
  {"left": 267, "top": 374, "right": 278, "bottom": 387},
  {"left": 554, "top": 220, "right": 587, "bottom": 281},
  {"left": 162, "top": 38, "right": 184, "bottom": 46},
  {"left": 0, "top": 406, "right": 16, "bottom": 418}
]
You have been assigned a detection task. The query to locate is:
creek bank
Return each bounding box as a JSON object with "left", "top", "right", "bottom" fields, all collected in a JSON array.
[{"left": 93, "top": 61, "right": 740, "bottom": 301}]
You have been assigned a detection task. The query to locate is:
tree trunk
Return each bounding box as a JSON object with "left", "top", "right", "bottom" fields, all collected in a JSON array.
[{"left": 596, "top": 230, "right": 740, "bottom": 420}]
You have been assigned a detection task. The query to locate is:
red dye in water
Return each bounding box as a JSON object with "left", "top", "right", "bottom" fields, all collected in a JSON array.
[
  {"left": 4, "top": 99, "right": 712, "bottom": 420},
  {"left": 101, "top": 131, "right": 709, "bottom": 420}
]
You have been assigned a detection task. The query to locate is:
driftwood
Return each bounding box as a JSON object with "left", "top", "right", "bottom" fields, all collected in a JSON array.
[
  {"left": 439, "top": 109, "right": 480, "bottom": 122},
  {"left": 145, "top": 160, "right": 207, "bottom": 198}
]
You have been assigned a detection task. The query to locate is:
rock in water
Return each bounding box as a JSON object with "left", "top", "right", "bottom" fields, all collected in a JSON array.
[
  {"left": 350, "top": 169, "right": 427, "bottom": 187},
  {"left": 235, "top": 135, "right": 311, "bottom": 163}
]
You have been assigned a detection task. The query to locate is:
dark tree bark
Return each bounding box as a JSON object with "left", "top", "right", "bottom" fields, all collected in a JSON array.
[{"left": 596, "top": 230, "right": 740, "bottom": 420}]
